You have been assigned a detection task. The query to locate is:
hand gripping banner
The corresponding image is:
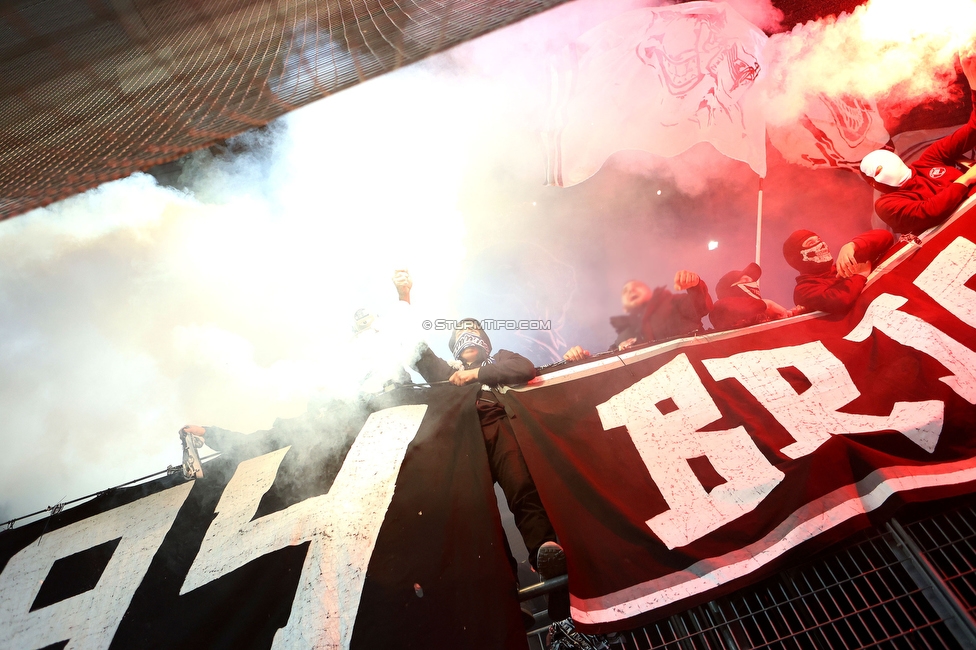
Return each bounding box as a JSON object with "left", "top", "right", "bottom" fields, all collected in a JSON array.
[{"left": 502, "top": 204, "right": 976, "bottom": 634}]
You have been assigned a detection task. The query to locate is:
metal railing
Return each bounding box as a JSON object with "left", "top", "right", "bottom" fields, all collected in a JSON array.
[{"left": 529, "top": 498, "right": 976, "bottom": 649}]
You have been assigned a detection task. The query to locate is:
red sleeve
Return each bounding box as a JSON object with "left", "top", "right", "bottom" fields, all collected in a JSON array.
[
  {"left": 850, "top": 230, "right": 895, "bottom": 263},
  {"left": 793, "top": 274, "right": 867, "bottom": 314},
  {"left": 875, "top": 185, "right": 970, "bottom": 234},
  {"left": 915, "top": 94, "right": 976, "bottom": 168}
]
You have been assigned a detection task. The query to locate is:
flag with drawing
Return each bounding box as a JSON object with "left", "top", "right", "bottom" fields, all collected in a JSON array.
[
  {"left": 544, "top": 1, "right": 768, "bottom": 186},
  {"left": 767, "top": 91, "right": 891, "bottom": 171}
]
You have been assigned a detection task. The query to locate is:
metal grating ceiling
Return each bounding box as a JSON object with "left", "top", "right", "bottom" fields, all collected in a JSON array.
[{"left": 0, "top": 0, "right": 571, "bottom": 220}]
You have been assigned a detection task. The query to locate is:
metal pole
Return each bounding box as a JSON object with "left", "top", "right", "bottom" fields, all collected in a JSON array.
[
  {"left": 886, "top": 518, "right": 976, "bottom": 647},
  {"left": 755, "top": 176, "right": 764, "bottom": 267},
  {"left": 518, "top": 574, "right": 568, "bottom": 601}
]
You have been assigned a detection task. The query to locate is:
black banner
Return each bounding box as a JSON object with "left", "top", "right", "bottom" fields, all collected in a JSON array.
[{"left": 0, "top": 386, "right": 527, "bottom": 650}]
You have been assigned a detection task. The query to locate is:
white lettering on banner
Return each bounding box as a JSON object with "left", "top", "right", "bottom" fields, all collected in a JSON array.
[
  {"left": 0, "top": 482, "right": 193, "bottom": 650},
  {"left": 913, "top": 236, "right": 976, "bottom": 329},
  {"left": 702, "top": 341, "right": 944, "bottom": 457},
  {"left": 846, "top": 293, "right": 976, "bottom": 406},
  {"left": 572, "top": 457, "right": 976, "bottom": 624},
  {"left": 179, "top": 405, "right": 426, "bottom": 650},
  {"left": 596, "top": 354, "right": 784, "bottom": 550}
]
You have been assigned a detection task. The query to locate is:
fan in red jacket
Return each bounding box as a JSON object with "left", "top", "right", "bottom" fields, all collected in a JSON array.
[
  {"left": 709, "top": 262, "right": 795, "bottom": 331},
  {"left": 859, "top": 53, "right": 976, "bottom": 234},
  {"left": 783, "top": 229, "right": 894, "bottom": 315}
]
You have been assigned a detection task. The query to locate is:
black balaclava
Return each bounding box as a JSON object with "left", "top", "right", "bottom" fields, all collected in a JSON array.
[
  {"left": 783, "top": 230, "right": 833, "bottom": 275},
  {"left": 716, "top": 262, "right": 763, "bottom": 301}
]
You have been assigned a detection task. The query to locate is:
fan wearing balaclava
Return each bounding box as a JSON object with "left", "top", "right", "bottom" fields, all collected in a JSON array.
[
  {"left": 783, "top": 229, "right": 894, "bottom": 315},
  {"left": 858, "top": 52, "right": 976, "bottom": 235},
  {"left": 709, "top": 263, "right": 795, "bottom": 331},
  {"left": 395, "top": 273, "right": 570, "bottom": 621}
]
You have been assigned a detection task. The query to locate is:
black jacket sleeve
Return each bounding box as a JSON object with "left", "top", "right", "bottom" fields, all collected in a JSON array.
[
  {"left": 477, "top": 350, "right": 537, "bottom": 387},
  {"left": 414, "top": 344, "right": 536, "bottom": 387},
  {"left": 675, "top": 280, "right": 713, "bottom": 320},
  {"left": 413, "top": 343, "right": 458, "bottom": 383},
  {"left": 202, "top": 425, "right": 261, "bottom": 453},
  {"left": 202, "top": 401, "right": 367, "bottom": 455}
]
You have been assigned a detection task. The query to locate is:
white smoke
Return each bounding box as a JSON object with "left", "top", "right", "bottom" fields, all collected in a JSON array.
[
  {"left": 762, "top": 0, "right": 976, "bottom": 125},
  {"left": 0, "top": 65, "right": 478, "bottom": 524}
]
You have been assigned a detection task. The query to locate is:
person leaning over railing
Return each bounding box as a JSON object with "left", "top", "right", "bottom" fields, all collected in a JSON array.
[
  {"left": 859, "top": 50, "right": 976, "bottom": 235},
  {"left": 563, "top": 270, "right": 713, "bottom": 362},
  {"left": 393, "top": 271, "right": 570, "bottom": 622},
  {"left": 783, "top": 229, "right": 894, "bottom": 315}
]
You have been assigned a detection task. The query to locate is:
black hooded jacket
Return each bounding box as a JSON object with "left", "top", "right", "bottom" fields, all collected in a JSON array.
[{"left": 609, "top": 281, "right": 712, "bottom": 349}]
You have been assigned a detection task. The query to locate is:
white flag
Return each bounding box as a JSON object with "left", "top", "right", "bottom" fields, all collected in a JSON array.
[
  {"left": 767, "top": 93, "right": 890, "bottom": 170},
  {"left": 545, "top": 1, "right": 768, "bottom": 186}
]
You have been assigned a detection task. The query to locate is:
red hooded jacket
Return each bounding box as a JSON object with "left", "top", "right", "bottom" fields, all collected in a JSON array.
[
  {"left": 875, "top": 93, "right": 976, "bottom": 234},
  {"left": 792, "top": 230, "right": 894, "bottom": 314}
]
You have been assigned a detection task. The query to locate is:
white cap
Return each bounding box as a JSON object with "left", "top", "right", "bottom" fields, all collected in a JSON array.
[{"left": 860, "top": 149, "right": 911, "bottom": 188}]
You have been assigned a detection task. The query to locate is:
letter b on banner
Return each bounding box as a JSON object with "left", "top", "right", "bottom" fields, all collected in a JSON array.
[{"left": 597, "top": 354, "right": 784, "bottom": 549}]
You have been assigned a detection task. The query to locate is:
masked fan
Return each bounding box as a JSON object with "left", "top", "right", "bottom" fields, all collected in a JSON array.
[
  {"left": 709, "top": 263, "right": 795, "bottom": 331},
  {"left": 783, "top": 229, "right": 894, "bottom": 315},
  {"left": 394, "top": 272, "right": 570, "bottom": 622},
  {"left": 858, "top": 52, "right": 976, "bottom": 235}
]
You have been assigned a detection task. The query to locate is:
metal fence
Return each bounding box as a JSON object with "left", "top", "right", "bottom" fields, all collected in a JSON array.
[{"left": 527, "top": 499, "right": 976, "bottom": 650}]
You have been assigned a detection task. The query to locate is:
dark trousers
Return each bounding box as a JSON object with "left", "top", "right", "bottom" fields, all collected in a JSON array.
[{"left": 478, "top": 399, "right": 556, "bottom": 572}]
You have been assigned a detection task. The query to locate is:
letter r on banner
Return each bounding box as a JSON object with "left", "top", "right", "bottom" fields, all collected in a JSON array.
[
  {"left": 596, "top": 354, "right": 784, "bottom": 550},
  {"left": 703, "top": 341, "right": 944, "bottom": 457}
]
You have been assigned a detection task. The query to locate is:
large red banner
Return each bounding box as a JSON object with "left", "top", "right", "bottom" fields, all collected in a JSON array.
[{"left": 504, "top": 202, "right": 976, "bottom": 634}]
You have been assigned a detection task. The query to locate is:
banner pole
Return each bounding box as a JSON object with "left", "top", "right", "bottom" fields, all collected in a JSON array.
[{"left": 755, "top": 176, "right": 764, "bottom": 267}]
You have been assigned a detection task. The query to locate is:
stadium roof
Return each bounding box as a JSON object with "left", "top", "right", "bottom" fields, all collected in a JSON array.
[{"left": 0, "top": 0, "right": 881, "bottom": 221}]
